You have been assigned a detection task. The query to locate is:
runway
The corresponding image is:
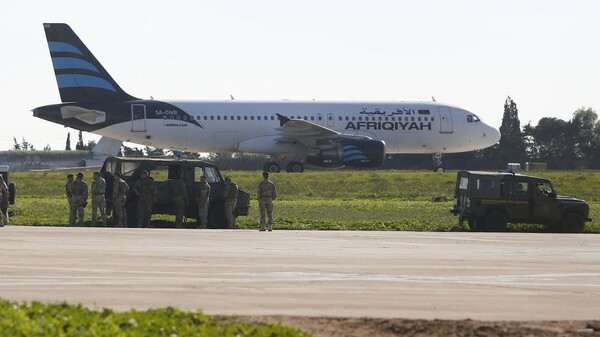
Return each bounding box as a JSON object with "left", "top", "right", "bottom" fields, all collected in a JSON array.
[{"left": 0, "top": 227, "right": 599, "bottom": 320}]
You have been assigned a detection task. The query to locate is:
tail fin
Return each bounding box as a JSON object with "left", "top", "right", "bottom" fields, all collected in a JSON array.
[{"left": 43, "top": 23, "right": 136, "bottom": 102}]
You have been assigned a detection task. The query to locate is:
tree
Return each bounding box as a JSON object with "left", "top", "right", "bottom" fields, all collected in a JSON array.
[
  {"left": 43, "top": 144, "right": 52, "bottom": 151},
  {"left": 65, "top": 132, "right": 71, "bottom": 150},
  {"left": 496, "top": 96, "right": 526, "bottom": 166},
  {"left": 531, "top": 117, "right": 568, "bottom": 167},
  {"left": 13, "top": 137, "right": 34, "bottom": 151},
  {"left": 12, "top": 137, "right": 21, "bottom": 151},
  {"left": 569, "top": 107, "right": 598, "bottom": 159},
  {"left": 75, "top": 131, "right": 85, "bottom": 150}
]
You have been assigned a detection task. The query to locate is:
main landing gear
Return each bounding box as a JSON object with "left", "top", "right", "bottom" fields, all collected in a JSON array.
[
  {"left": 263, "top": 161, "right": 304, "bottom": 173},
  {"left": 433, "top": 153, "right": 444, "bottom": 173}
]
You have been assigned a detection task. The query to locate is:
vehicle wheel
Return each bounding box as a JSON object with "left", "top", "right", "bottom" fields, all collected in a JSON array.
[
  {"left": 467, "top": 217, "right": 481, "bottom": 231},
  {"left": 263, "top": 161, "right": 281, "bottom": 173},
  {"left": 483, "top": 211, "right": 508, "bottom": 232},
  {"left": 561, "top": 213, "right": 584, "bottom": 233},
  {"left": 8, "top": 183, "right": 15, "bottom": 205},
  {"left": 286, "top": 161, "right": 304, "bottom": 173}
]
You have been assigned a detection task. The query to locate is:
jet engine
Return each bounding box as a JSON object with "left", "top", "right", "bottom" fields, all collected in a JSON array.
[{"left": 306, "top": 139, "right": 386, "bottom": 168}]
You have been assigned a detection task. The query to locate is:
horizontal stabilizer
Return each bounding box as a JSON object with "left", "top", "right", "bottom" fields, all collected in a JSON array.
[{"left": 60, "top": 106, "right": 105, "bottom": 124}]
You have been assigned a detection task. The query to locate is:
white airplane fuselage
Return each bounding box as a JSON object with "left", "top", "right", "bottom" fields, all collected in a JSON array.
[{"left": 92, "top": 100, "right": 499, "bottom": 155}]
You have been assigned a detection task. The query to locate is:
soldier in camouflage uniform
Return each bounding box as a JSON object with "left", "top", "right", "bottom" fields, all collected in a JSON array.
[
  {"left": 222, "top": 177, "right": 238, "bottom": 229},
  {"left": 66, "top": 174, "right": 74, "bottom": 226},
  {"left": 70, "top": 172, "right": 89, "bottom": 226},
  {"left": 170, "top": 172, "right": 188, "bottom": 228},
  {"left": 112, "top": 172, "right": 129, "bottom": 227},
  {"left": 91, "top": 172, "right": 107, "bottom": 226},
  {"left": 196, "top": 175, "right": 211, "bottom": 228},
  {"left": 133, "top": 170, "right": 156, "bottom": 228},
  {"left": 257, "top": 171, "right": 277, "bottom": 231}
]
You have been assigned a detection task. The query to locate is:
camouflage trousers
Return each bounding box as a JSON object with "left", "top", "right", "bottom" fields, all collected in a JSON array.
[
  {"left": 91, "top": 194, "right": 107, "bottom": 226},
  {"left": 69, "top": 195, "right": 86, "bottom": 226},
  {"left": 137, "top": 198, "right": 153, "bottom": 228},
  {"left": 224, "top": 199, "right": 236, "bottom": 229},
  {"left": 259, "top": 197, "right": 274, "bottom": 230},
  {"left": 197, "top": 201, "right": 209, "bottom": 228},
  {"left": 113, "top": 196, "right": 127, "bottom": 227},
  {"left": 173, "top": 198, "right": 186, "bottom": 228}
]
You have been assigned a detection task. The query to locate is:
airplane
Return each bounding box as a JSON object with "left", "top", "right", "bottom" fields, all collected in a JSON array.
[{"left": 34, "top": 23, "right": 501, "bottom": 173}]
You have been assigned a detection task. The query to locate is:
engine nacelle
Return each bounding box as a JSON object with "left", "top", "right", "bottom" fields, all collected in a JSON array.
[{"left": 306, "top": 139, "right": 386, "bottom": 168}]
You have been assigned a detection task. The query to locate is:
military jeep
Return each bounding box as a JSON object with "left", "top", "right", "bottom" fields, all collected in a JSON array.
[
  {"left": 100, "top": 157, "right": 250, "bottom": 228},
  {"left": 450, "top": 170, "right": 591, "bottom": 232}
]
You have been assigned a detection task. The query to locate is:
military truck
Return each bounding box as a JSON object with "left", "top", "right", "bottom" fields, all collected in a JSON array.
[
  {"left": 100, "top": 157, "right": 250, "bottom": 228},
  {"left": 450, "top": 170, "right": 591, "bottom": 232},
  {"left": 0, "top": 165, "right": 16, "bottom": 226}
]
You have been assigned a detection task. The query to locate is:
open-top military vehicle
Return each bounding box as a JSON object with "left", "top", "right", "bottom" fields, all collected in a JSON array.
[
  {"left": 451, "top": 170, "right": 591, "bottom": 232},
  {"left": 100, "top": 157, "right": 250, "bottom": 228}
]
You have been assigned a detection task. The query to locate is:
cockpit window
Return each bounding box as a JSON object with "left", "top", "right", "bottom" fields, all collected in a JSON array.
[{"left": 467, "top": 115, "right": 481, "bottom": 123}]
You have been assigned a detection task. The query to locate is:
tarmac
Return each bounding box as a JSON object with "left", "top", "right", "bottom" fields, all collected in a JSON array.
[{"left": 0, "top": 226, "right": 599, "bottom": 320}]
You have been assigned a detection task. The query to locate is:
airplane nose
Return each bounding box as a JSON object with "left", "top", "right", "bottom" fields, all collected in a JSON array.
[{"left": 484, "top": 124, "right": 501, "bottom": 146}]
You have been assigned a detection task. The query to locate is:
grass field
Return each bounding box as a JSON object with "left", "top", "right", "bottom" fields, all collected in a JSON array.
[
  {"left": 6, "top": 169, "right": 600, "bottom": 232},
  {"left": 0, "top": 299, "right": 308, "bottom": 337}
]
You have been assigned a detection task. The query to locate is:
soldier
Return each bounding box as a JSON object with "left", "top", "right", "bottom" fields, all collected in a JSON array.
[
  {"left": 70, "top": 172, "right": 89, "bottom": 226},
  {"left": 222, "top": 176, "right": 238, "bottom": 229},
  {"left": 91, "top": 171, "right": 107, "bottom": 226},
  {"left": 66, "top": 174, "right": 74, "bottom": 226},
  {"left": 133, "top": 170, "right": 156, "bottom": 228},
  {"left": 112, "top": 172, "right": 129, "bottom": 227},
  {"left": 257, "top": 171, "right": 277, "bottom": 231},
  {"left": 195, "top": 175, "right": 211, "bottom": 228},
  {"left": 170, "top": 172, "right": 188, "bottom": 228},
  {"left": 0, "top": 175, "right": 8, "bottom": 226}
]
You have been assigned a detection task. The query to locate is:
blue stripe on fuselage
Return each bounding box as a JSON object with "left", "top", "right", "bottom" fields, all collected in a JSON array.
[{"left": 56, "top": 74, "right": 116, "bottom": 92}]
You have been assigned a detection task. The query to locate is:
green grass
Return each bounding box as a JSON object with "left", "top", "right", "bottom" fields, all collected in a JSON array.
[
  {"left": 0, "top": 299, "right": 308, "bottom": 337},
  {"left": 7, "top": 169, "right": 600, "bottom": 232}
]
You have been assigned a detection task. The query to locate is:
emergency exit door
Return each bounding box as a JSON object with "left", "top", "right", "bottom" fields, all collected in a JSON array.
[
  {"left": 438, "top": 107, "right": 453, "bottom": 133},
  {"left": 131, "top": 104, "right": 146, "bottom": 132}
]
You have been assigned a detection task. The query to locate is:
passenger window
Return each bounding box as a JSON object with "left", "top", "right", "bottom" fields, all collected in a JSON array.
[
  {"left": 459, "top": 177, "right": 469, "bottom": 190},
  {"left": 257, "top": 116, "right": 261, "bottom": 120},
  {"left": 467, "top": 115, "right": 473, "bottom": 123},
  {"left": 244, "top": 116, "right": 247, "bottom": 120},
  {"left": 475, "top": 178, "right": 495, "bottom": 192},
  {"left": 210, "top": 116, "right": 214, "bottom": 120},
  {"left": 203, "top": 116, "right": 207, "bottom": 120},
  {"left": 202, "top": 167, "right": 221, "bottom": 183},
  {"left": 251, "top": 116, "right": 254, "bottom": 120},
  {"left": 510, "top": 182, "right": 529, "bottom": 196},
  {"left": 217, "top": 116, "right": 221, "bottom": 120}
]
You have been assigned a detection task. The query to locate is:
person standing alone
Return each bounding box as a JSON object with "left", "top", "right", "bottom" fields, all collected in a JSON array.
[{"left": 257, "top": 171, "right": 277, "bottom": 231}]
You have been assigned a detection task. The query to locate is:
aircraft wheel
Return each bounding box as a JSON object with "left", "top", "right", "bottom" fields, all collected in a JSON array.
[
  {"left": 286, "top": 161, "right": 304, "bottom": 173},
  {"left": 263, "top": 161, "right": 281, "bottom": 173}
]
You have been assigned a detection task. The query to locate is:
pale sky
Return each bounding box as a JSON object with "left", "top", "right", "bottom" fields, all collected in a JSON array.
[{"left": 1, "top": 0, "right": 598, "bottom": 151}]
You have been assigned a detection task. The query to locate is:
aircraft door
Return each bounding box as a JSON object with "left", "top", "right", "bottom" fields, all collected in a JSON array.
[
  {"left": 131, "top": 104, "right": 146, "bottom": 132},
  {"left": 327, "top": 113, "right": 334, "bottom": 127},
  {"left": 317, "top": 113, "right": 324, "bottom": 126},
  {"left": 438, "top": 107, "right": 453, "bottom": 133}
]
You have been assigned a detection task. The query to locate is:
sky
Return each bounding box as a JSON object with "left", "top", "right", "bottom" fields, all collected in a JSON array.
[{"left": 1, "top": 0, "right": 599, "bottom": 151}]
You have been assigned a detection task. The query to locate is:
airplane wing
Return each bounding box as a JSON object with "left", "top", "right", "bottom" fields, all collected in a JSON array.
[{"left": 275, "top": 114, "right": 370, "bottom": 147}]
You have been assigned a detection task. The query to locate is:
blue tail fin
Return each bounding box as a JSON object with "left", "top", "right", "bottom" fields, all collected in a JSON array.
[{"left": 43, "top": 23, "right": 136, "bottom": 102}]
